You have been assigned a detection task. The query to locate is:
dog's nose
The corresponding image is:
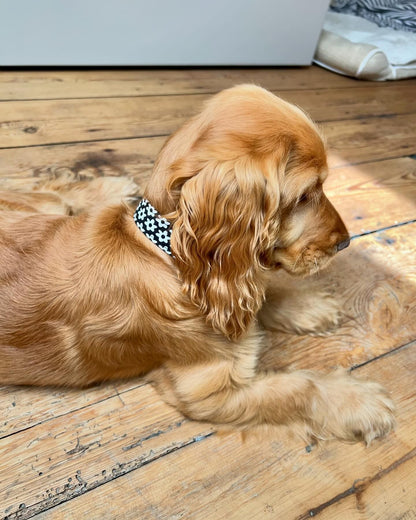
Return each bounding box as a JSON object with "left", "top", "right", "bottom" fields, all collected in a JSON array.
[{"left": 336, "top": 238, "right": 350, "bottom": 251}]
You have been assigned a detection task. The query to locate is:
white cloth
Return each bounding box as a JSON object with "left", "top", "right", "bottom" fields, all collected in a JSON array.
[
  {"left": 325, "top": 11, "right": 416, "bottom": 65},
  {"left": 314, "top": 11, "right": 416, "bottom": 80}
]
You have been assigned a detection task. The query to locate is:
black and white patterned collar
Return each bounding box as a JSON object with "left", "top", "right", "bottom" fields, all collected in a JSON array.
[{"left": 133, "top": 199, "right": 173, "bottom": 256}]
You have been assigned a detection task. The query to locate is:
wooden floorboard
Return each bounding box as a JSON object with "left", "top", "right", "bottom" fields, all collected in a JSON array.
[
  {"left": 2, "top": 67, "right": 415, "bottom": 101},
  {"left": 34, "top": 344, "right": 416, "bottom": 520},
  {"left": 0, "top": 66, "right": 415, "bottom": 520},
  {"left": 325, "top": 157, "right": 416, "bottom": 235},
  {"left": 0, "top": 380, "right": 145, "bottom": 439},
  {"left": 1, "top": 85, "right": 415, "bottom": 149}
]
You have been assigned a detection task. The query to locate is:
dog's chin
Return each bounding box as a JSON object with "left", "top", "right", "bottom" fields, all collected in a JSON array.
[{"left": 275, "top": 253, "right": 335, "bottom": 278}]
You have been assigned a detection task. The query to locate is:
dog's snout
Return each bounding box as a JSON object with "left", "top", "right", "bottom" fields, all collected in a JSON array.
[{"left": 336, "top": 238, "right": 350, "bottom": 252}]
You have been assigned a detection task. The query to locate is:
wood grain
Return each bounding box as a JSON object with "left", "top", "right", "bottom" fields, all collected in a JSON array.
[
  {"left": 0, "top": 95, "right": 201, "bottom": 148},
  {"left": 316, "top": 453, "right": 416, "bottom": 519},
  {"left": 1, "top": 86, "right": 415, "bottom": 149},
  {"left": 34, "top": 343, "right": 416, "bottom": 520},
  {"left": 0, "top": 137, "right": 161, "bottom": 188},
  {"left": 1, "top": 384, "right": 213, "bottom": 519},
  {"left": 0, "top": 66, "right": 403, "bottom": 101},
  {"left": 0, "top": 380, "right": 144, "bottom": 439},
  {"left": 325, "top": 157, "right": 416, "bottom": 235},
  {"left": 326, "top": 114, "right": 416, "bottom": 167},
  {"left": 281, "top": 84, "right": 416, "bottom": 121}
]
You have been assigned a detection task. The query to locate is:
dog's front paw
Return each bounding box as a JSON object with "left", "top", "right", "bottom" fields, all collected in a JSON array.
[
  {"left": 289, "top": 290, "right": 343, "bottom": 336},
  {"left": 259, "top": 289, "right": 343, "bottom": 336},
  {"left": 312, "top": 372, "right": 396, "bottom": 444}
]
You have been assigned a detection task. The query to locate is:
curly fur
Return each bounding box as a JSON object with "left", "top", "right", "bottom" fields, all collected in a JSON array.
[{"left": 0, "top": 85, "right": 395, "bottom": 444}]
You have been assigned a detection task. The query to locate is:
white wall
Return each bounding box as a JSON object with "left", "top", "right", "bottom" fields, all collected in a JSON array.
[{"left": 0, "top": 0, "right": 330, "bottom": 65}]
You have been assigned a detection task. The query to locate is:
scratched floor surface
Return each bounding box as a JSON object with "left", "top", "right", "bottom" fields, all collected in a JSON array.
[{"left": 0, "top": 67, "right": 415, "bottom": 519}]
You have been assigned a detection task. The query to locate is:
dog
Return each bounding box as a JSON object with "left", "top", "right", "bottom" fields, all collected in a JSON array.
[{"left": 0, "top": 85, "right": 394, "bottom": 444}]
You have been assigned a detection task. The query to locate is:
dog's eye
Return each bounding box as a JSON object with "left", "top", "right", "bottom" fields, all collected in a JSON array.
[{"left": 298, "top": 192, "right": 309, "bottom": 203}]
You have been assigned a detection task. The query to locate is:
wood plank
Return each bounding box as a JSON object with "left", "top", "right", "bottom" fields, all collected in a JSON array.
[
  {"left": 0, "top": 137, "right": 161, "bottom": 190},
  {"left": 326, "top": 114, "right": 416, "bottom": 168},
  {"left": 261, "top": 223, "right": 416, "bottom": 372},
  {"left": 0, "top": 380, "right": 144, "bottom": 439},
  {"left": 0, "top": 95, "right": 202, "bottom": 149},
  {"left": 1, "top": 224, "right": 414, "bottom": 518},
  {"left": 326, "top": 157, "right": 416, "bottom": 235},
  {"left": 281, "top": 84, "right": 416, "bottom": 122},
  {"left": 0, "top": 384, "right": 214, "bottom": 519},
  {"left": 34, "top": 343, "right": 416, "bottom": 520},
  {"left": 316, "top": 454, "right": 416, "bottom": 519},
  {"left": 0, "top": 66, "right": 402, "bottom": 101},
  {"left": 1, "top": 86, "right": 416, "bottom": 149}
]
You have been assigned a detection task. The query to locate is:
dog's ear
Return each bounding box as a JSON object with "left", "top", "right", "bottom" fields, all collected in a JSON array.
[{"left": 171, "top": 158, "right": 280, "bottom": 340}]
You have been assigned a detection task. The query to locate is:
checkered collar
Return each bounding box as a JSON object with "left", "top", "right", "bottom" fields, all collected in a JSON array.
[{"left": 133, "top": 199, "right": 173, "bottom": 256}]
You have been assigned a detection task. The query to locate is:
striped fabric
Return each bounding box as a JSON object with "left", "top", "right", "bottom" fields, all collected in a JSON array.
[{"left": 330, "top": 0, "right": 416, "bottom": 33}]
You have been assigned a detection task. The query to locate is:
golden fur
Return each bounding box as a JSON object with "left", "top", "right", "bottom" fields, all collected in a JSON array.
[{"left": 0, "top": 85, "right": 394, "bottom": 444}]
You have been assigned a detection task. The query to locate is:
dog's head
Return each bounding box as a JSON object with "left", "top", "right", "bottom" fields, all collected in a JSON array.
[{"left": 145, "top": 85, "right": 349, "bottom": 339}]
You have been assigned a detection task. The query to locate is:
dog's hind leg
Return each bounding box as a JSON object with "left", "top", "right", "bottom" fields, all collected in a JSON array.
[
  {"left": 51, "top": 176, "right": 142, "bottom": 214},
  {"left": 0, "top": 176, "right": 141, "bottom": 216},
  {"left": 0, "top": 190, "right": 70, "bottom": 215}
]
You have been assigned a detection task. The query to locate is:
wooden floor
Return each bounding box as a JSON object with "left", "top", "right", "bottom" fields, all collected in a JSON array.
[{"left": 0, "top": 66, "right": 415, "bottom": 520}]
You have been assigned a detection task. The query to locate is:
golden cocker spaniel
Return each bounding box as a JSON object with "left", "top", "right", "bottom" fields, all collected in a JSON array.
[{"left": 0, "top": 85, "right": 394, "bottom": 444}]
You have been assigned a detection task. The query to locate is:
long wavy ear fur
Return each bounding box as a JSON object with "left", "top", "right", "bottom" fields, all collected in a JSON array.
[
  {"left": 143, "top": 84, "right": 328, "bottom": 340},
  {"left": 171, "top": 157, "right": 280, "bottom": 340}
]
